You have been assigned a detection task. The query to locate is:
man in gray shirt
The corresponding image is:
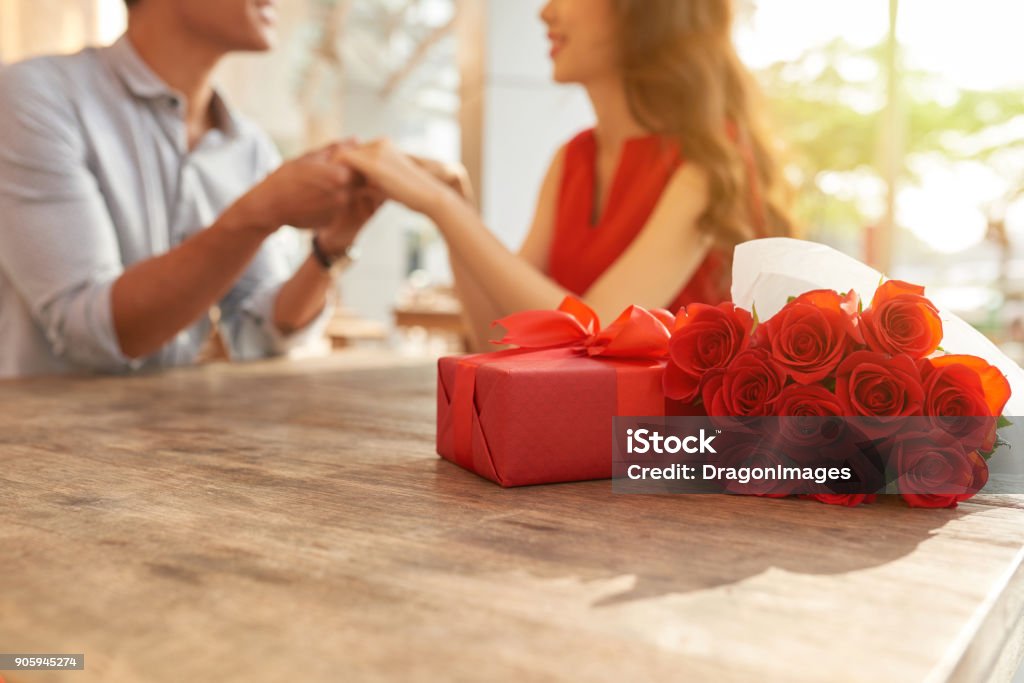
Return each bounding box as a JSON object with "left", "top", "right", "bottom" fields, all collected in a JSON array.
[{"left": 0, "top": 0, "right": 379, "bottom": 378}]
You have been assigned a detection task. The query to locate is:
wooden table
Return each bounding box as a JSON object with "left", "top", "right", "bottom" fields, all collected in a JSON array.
[
  {"left": 2, "top": 352, "right": 1024, "bottom": 683},
  {"left": 324, "top": 309, "right": 389, "bottom": 350}
]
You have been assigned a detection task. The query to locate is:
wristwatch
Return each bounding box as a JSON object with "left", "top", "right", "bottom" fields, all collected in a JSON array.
[{"left": 312, "top": 234, "right": 359, "bottom": 274}]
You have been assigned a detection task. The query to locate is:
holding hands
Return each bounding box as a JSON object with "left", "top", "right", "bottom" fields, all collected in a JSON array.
[
  {"left": 235, "top": 143, "right": 359, "bottom": 233},
  {"left": 228, "top": 137, "right": 469, "bottom": 262},
  {"left": 334, "top": 138, "right": 473, "bottom": 217}
]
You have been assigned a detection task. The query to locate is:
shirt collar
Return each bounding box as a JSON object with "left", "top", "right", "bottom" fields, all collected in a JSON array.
[
  {"left": 103, "top": 34, "right": 242, "bottom": 139},
  {"left": 104, "top": 35, "right": 174, "bottom": 99},
  {"left": 209, "top": 91, "right": 242, "bottom": 139}
]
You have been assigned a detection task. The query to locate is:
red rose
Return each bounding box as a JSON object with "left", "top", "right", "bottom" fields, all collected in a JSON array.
[
  {"left": 702, "top": 348, "right": 786, "bottom": 417},
  {"left": 861, "top": 280, "right": 943, "bottom": 359},
  {"left": 918, "top": 354, "right": 1010, "bottom": 453},
  {"left": 834, "top": 351, "right": 924, "bottom": 436},
  {"left": 894, "top": 436, "right": 988, "bottom": 508},
  {"left": 719, "top": 438, "right": 796, "bottom": 498},
  {"left": 802, "top": 493, "right": 877, "bottom": 507},
  {"left": 664, "top": 303, "right": 753, "bottom": 402},
  {"left": 775, "top": 383, "right": 844, "bottom": 416},
  {"left": 755, "top": 289, "right": 861, "bottom": 384},
  {"left": 774, "top": 383, "right": 845, "bottom": 447},
  {"left": 920, "top": 354, "right": 1011, "bottom": 416}
]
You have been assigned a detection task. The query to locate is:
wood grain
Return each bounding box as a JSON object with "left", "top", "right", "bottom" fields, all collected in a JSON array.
[{"left": 1, "top": 351, "right": 1023, "bottom": 683}]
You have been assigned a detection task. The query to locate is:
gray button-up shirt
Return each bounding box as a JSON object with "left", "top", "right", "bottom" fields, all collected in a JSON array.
[{"left": 0, "top": 36, "right": 324, "bottom": 378}]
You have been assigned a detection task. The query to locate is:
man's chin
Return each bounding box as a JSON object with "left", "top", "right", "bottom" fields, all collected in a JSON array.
[{"left": 236, "top": 41, "right": 275, "bottom": 53}]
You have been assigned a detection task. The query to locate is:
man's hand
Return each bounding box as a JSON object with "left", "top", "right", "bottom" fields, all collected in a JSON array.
[
  {"left": 315, "top": 185, "right": 387, "bottom": 257},
  {"left": 229, "top": 145, "right": 357, "bottom": 235},
  {"left": 310, "top": 139, "right": 386, "bottom": 257}
]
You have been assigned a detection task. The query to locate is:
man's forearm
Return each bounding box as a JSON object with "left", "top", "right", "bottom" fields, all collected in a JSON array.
[
  {"left": 272, "top": 255, "right": 332, "bottom": 335},
  {"left": 110, "top": 204, "right": 275, "bottom": 359}
]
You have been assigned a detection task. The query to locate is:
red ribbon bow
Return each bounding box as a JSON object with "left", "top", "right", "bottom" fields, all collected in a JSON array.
[{"left": 492, "top": 297, "right": 675, "bottom": 359}]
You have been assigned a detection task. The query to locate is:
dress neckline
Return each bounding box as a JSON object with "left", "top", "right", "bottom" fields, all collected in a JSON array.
[{"left": 584, "top": 129, "right": 664, "bottom": 227}]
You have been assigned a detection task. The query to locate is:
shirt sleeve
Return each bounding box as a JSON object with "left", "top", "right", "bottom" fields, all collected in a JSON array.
[
  {"left": 216, "top": 128, "right": 332, "bottom": 360},
  {"left": 0, "top": 60, "right": 136, "bottom": 373}
]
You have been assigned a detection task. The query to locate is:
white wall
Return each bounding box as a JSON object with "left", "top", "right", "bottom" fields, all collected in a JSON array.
[{"left": 478, "top": 0, "right": 593, "bottom": 249}]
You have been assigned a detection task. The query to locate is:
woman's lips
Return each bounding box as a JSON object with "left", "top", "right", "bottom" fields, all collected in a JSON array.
[{"left": 548, "top": 34, "right": 566, "bottom": 58}]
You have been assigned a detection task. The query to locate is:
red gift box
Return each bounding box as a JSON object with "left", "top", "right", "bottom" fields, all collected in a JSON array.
[{"left": 435, "top": 298, "right": 678, "bottom": 487}]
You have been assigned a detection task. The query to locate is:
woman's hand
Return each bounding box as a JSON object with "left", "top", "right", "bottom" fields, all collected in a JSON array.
[
  {"left": 408, "top": 155, "right": 475, "bottom": 205},
  {"left": 334, "top": 139, "right": 463, "bottom": 217}
]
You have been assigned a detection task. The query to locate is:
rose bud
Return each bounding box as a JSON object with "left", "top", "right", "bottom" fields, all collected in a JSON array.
[
  {"left": 754, "top": 289, "right": 861, "bottom": 384},
  {"left": 701, "top": 348, "right": 787, "bottom": 418},
  {"left": 719, "top": 439, "right": 797, "bottom": 498},
  {"left": 918, "top": 354, "right": 1010, "bottom": 453},
  {"left": 774, "top": 383, "right": 845, "bottom": 448},
  {"left": 861, "top": 280, "right": 943, "bottom": 359},
  {"left": 894, "top": 435, "right": 988, "bottom": 508},
  {"left": 664, "top": 303, "right": 753, "bottom": 403},
  {"left": 834, "top": 351, "right": 925, "bottom": 437}
]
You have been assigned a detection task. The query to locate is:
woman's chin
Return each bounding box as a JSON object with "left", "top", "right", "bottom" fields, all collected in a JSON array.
[{"left": 550, "top": 67, "right": 577, "bottom": 85}]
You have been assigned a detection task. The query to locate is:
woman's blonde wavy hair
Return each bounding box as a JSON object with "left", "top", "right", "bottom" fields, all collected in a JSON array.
[{"left": 612, "top": 0, "right": 793, "bottom": 243}]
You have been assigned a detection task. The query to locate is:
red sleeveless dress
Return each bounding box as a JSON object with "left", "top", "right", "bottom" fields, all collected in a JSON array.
[{"left": 547, "top": 129, "right": 731, "bottom": 313}]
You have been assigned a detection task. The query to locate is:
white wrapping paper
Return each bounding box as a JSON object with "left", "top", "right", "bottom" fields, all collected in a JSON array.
[{"left": 731, "top": 238, "right": 1024, "bottom": 416}]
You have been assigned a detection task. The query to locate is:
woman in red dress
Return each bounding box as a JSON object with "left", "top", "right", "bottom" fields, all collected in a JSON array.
[{"left": 339, "top": 0, "right": 792, "bottom": 350}]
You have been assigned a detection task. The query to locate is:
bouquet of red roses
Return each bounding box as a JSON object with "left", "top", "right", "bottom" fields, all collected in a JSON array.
[
  {"left": 437, "top": 238, "right": 1020, "bottom": 499},
  {"left": 662, "top": 278, "right": 1012, "bottom": 508}
]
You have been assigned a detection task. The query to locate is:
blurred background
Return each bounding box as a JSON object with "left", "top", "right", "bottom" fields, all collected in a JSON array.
[{"left": 2, "top": 0, "right": 1023, "bottom": 360}]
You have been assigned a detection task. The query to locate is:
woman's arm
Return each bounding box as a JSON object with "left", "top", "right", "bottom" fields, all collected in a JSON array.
[
  {"left": 407, "top": 154, "right": 506, "bottom": 349},
  {"left": 516, "top": 147, "right": 565, "bottom": 272},
  {"left": 449, "top": 256, "right": 500, "bottom": 351},
  {"left": 445, "top": 148, "right": 565, "bottom": 350},
  {"left": 338, "top": 140, "right": 712, "bottom": 329}
]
